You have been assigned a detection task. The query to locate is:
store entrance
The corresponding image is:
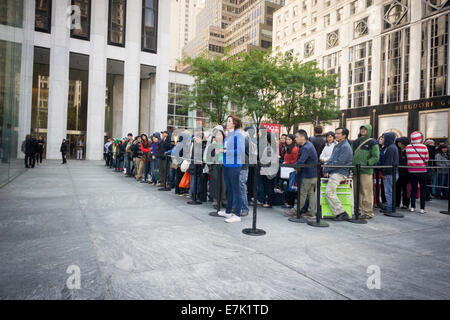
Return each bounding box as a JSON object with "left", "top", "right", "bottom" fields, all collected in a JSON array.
[{"left": 67, "top": 131, "right": 86, "bottom": 160}]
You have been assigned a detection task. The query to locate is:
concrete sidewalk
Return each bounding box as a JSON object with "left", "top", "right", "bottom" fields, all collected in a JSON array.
[{"left": 0, "top": 160, "right": 449, "bottom": 299}]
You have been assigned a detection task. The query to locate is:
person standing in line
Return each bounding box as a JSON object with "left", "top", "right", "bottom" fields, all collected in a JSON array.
[
  {"left": 123, "top": 133, "right": 133, "bottom": 175},
  {"left": 406, "top": 131, "right": 430, "bottom": 214},
  {"left": 424, "top": 139, "right": 436, "bottom": 201},
  {"left": 395, "top": 137, "right": 411, "bottom": 209},
  {"left": 157, "top": 130, "right": 172, "bottom": 188},
  {"left": 309, "top": 125, "right": 326, "bottom": 158},
  {"left": 352, "top": 124, "right": 380, "bottom": 220},
  {"left": 260, "top": 133, "right": 276, "bottom": 208},
  {"left": 281, "top": 134, "right": 299, "bottom": 210},
  {"left": 239, "top": 127, "right": 251, "bottom": 216},
  {"left": 36, "top": 136, "right": 45, "bottom": 164},
  {"left": 209, "top": 127, "right": 226, "bottom": 208},
  {"left": 140, "top": 134, "right": 151, "bottom": 182},
  {"left": 434, "top": 143, "right": 449, "bottom": 199},
  {"left": 60, "top": 138, "right": 68, "bottom": 164},
  {"left": 131, "top": 136, "right": 143, "bottom": 180},
  {"left": 149, "top": 133, "right": 160, "bottom": 185},
  {"left": 323, "top": 127, "right": 354, "bottom": 221},
  {"left": 285, "top": 130, "right": 318, "bottom": 218},
  {"left": 218, "top": 114, "right": 245, "bottom": 223},
  {"left": 319, "top": 132, "right": 336, "bottom": 163},
  {"left": 380, "top": 132, "right": 399, "bottom": 214}
]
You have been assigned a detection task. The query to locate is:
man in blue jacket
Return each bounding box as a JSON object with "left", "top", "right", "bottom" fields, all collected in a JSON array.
[
  {"left": 324, "top": 127, "right": 353, "bottom": 221},
  {"left": 380, "top": 132, "right": 399, "bottom": 214},
  {"left": 285, "top": 129, "right": 318, "bottom": 218}
]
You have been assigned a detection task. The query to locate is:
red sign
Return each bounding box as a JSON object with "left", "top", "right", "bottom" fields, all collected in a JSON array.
[{"left": 261, "top": 123, "right": 281, "bottom": 134}]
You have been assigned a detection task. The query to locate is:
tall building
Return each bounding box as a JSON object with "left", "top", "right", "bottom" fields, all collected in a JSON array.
[
  {"left": 273, "top": 0, "right": 450, "bottom": 140},
  {"left": 169, "top": 0, "right": 206, "bottom": 70},
  {"left": 182, "top": 0, "right": 284, "bottom": 63},
  {"left": 0, "top": 0, "right": 170, "bottom": 175}
]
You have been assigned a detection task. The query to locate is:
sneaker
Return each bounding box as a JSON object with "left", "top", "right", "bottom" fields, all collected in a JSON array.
[
  {"left": 217, "top": 210, "right": 233, "bottom": 219},
  {"left": 283, "top": 209, "right": 296, "bottom": 217},
  {"left": 410, "top": 208, "right": 415, "bottom": 212},
  {"left": 360, "top": 213, "right": 374, "bottom": 219},
  {"left": 282, "top": 204, "right": 293, "bottom": 209},
  {"left": 333, "top": 212, "right": 350, "bottom": 221},
  {"left": 240, "top": 211, "right": 249, "bottom": 217},
  {"left": 225, "top": 214, "right": 241, "bottom": 223},
  {"left": 420, "top": 209, "right": 426, "bottom": 214},
  {"left": 400, "top": 205, "right": 408, "bottom": 210}
]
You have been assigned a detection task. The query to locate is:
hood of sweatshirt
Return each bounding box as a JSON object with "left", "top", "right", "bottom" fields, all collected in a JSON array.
[
  {"left": 383, "top": 132, "right": 396, "bottom": 148},
  {"left": 410, "top": 131, "right": 423, "bottom": 144},
  {"left": 358, "top": 124, "right": 373, "bottom": 142}
]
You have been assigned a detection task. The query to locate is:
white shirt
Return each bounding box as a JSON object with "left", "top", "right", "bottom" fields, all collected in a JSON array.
[{"left": 320, "top": 142, "right": 336, "bottom": 163}]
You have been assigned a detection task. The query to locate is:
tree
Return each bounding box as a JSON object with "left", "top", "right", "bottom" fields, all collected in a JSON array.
[
  {"left": 229, "top": 49, "right": 280, "bottom": 130},
  {"left": 269, "top": 52, "right": 339, "bottom": 133},
  {"left": 179, "top": 53, "right": 236, "bottom": 126}
]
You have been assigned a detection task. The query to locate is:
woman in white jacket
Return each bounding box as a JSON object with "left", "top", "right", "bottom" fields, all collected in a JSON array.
[{"left": 319, "top": 131, "right": 337, "bottom": 163}]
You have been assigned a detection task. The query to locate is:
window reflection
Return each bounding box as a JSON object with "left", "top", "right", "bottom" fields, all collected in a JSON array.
[
  {"left": 142, "top": 0, "right": 158, "bottom": 53},
  {"left": 109, "top": 0, "right": 126, "bottom": 46},
  {"left": 71, "top": 0, "right": 91, "bottom": 40}
]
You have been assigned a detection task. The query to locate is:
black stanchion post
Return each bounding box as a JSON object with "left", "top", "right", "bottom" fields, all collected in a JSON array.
[
  {"left": 385, "top": 164, "right": 403, "bottom": 218},
  {"left": 348, "top": 164, "right": 367, "bottom": 224},
  {"left": 187, "top": 164, "right": 202, "bottom": 205},
  {"left": 243, "top": 163, "right": 266, "bottom": 236},
  {"left": 440, "top": 165, "right": 450, "bottom": 215},
  {"left": 308, "top": 163, "right": 329, "bottom": 227},
  {"left": 289, "top": 166, "right": 307, "bottom": 223},
  {"left": 158, "top": 156, "right": 171, "bottom": 191},
  {"left": 209, "top": 164, "right": 222, "bottom": 217}
]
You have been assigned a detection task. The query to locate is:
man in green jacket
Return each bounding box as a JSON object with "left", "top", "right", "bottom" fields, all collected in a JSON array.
[{"left": 352, "top": 124, "right": 380, "bottom": 219}]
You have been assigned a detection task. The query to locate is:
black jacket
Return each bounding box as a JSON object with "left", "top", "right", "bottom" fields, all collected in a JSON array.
[
  {"left": 25, "top": 137, "right": 38, "bottom": 155},
  {"left": 381, "top": 132, "right": 399, "bottom": 176},
  {"left": 309, "top": 135, "right": 325, "bottom": 157},
  {"left": 60, "top": 143, "right": 67, "bottom": 153},
  {"left": 157, "top": 135, "right": 173, "bottom": 160}
]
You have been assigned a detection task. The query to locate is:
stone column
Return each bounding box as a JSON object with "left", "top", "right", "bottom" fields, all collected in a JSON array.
[
  {"left": 150, "top": 0, "right": 170, "bottom": 133},
  {"left": 86, "top": 0, "right": 107, "bottom": 160},
  {"left": 17, "top": 0, "right": 35, "bottom": 159},
  {"left": 408, "top": 0, "right": 423, "bottom": 101},
  {"left": 46, "top": 0, "right": 70, "bottom": 159},
  {"left": 112, "top": 75, "right": 124, "bottom": 138},
  {"left": 122, "top": 0, "right": 141, "bottom": 137},
  {"left": 139, "top": 78, "right": 151, "bottom": 134}
]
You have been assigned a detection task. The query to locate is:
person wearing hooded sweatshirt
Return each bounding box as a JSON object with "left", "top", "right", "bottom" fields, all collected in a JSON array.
[
  {"left": 406, "top": 131, "right": 429, "bottom": 214},
  {"left": 352, "top": 124, "right": 380, "bottom": 219},
  {"left": 395, "top": 136, "right": 410, "bottom": 209},
  {"left": 380, "top": 132, "right": 399, "bottom": 214}
]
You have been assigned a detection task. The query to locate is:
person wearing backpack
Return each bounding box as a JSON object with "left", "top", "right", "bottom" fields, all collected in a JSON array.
[{"left": 406, "top": 131, "right": 430, "bottom": 214}]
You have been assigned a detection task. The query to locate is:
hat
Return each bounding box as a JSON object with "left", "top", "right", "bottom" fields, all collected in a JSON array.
[
  {"left": 114, "top": 139, "right": 119, "bottom": 143},
  {"left": 161, "top": 130, "right": 169, "bottom": 134}
]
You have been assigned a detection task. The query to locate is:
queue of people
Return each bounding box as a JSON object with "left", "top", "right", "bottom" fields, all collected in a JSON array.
[{"left": 103, "top": 117, "right": 449, "bottom": 223}]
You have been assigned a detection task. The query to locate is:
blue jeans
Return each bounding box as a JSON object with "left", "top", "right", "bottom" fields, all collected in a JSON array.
[
  {"left": 170, "top": 167, "right": 176, "bottom": 188},
  {"left": 189, "top": 172, "right": 201, "bottom": 199},
  {"left": 150, "top": 159, "right": 158, "bottom": 183},
  {"left": 437, "top": 173, "right": 449, "bottom": 198},
  {"left": 240, "top": 168, "right": 249, "bottom": 212},
  {"left": 224, "top": 166, "right": 242, "bottom": 216},
  {"left": 383, "top": 174, "right": 398, "bottom": 212}
]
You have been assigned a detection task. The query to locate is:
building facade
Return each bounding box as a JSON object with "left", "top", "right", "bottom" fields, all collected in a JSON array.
[
  {"left": 273, "top": 0, "right": 450, "bottom": 140},
  {"left": 182, "top": 0, "right": 284, "bottom": 63},
  {"left": 0, "top": 0, "right": 170, "bottom": 175},
  {"left": 169, "top": 0, "right": 205, "bottom": 70}
]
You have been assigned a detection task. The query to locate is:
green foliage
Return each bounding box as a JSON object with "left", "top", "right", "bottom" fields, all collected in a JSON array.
[
  {"left": 181, "top": 49, "right": 340, "bottom": 132},
  {"left": 269, "top": 52, "right": 339, "bottom": 133},
  {"left": 179, "top": 54, "right": 235, "bottom": 126}
]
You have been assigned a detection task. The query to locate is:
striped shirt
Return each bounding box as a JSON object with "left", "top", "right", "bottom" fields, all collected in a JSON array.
[{"left": 406, "top": 144, "right": 429, "bottom": 173}]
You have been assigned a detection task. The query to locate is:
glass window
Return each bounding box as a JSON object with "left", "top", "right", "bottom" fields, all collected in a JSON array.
[
  {"left": 142, "top": 0, "right": 158, "bottom": 53},
  {"left": 71, "top": 0, "right": 91, "bottom": 40},
  {"left": 0, "top": 0, "right": 23, "bottom": 27},
  {"left": 348, "top": 41, "right": 372, "bottom": 108},
  {"left": 35, "top": 0, "right": 51, "bottom": 33},
  {"left": 108, "top": 0, "right": 126, "bottom": 46},
  {"left": 350, "top": 1, "right": 357, "bottom": 15},
  {"left": 31, "top": 47, "right": 50, "bottom": 136},
  {"left": 336, "top": 7, "right": 343, "bottom": 22}
]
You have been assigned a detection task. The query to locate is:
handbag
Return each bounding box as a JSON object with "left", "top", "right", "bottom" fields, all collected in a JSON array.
[
  {"left": 179, "top": 172, "right": 191, "bottom": 189},
  {"left": 280, "top": 167, "right": 295, "bottom": 179},
  {"left": 180, "top": 159, "right": 191, "bottom": 172},
  {"left": 287, "top": 171, "right": 298, "bottom": 192}
]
